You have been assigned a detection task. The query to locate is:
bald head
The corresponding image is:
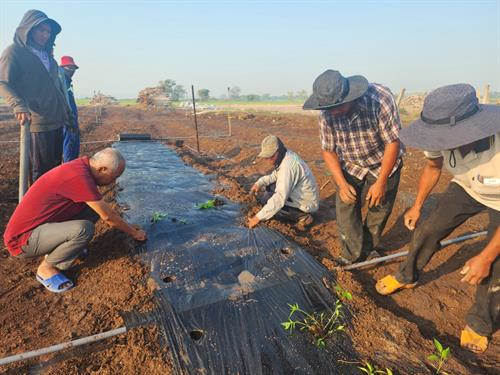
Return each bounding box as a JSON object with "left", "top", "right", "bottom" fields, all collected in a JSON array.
[
  {"left": 91, "top": 148, "right": 125, "bottom": 173},
  {"left": 90, "top": 148, "right": 126, "bottom": 185}
]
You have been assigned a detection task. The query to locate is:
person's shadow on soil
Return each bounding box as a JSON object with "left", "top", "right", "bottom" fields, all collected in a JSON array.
[
  {"left": 417, "top": 241, "right": 484, "bottom": 288},
  {"left": 358, "top": 271, "right": 491, "bottom": 374},
  {"left": 380, "top": 192, "right": 440, "bottom": 253},
  {"left": 65, "top": 229, "right": 136, "bottom": 281},
  {"left": 379, "top": 212, "right": 411, "bottom": 252}
]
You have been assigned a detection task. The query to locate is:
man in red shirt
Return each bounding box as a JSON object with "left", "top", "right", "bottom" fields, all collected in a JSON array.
[{"left": 3, "top": 147, "right": 146, "bottom": 293}]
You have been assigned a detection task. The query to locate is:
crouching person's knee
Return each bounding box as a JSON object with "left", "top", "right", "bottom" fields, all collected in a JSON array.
[
  {"left": 47, "top": 220, "right": 95, "bottom": 270},
  {"left": 77, "top": 220, "right": 95, "bottom": 242}
]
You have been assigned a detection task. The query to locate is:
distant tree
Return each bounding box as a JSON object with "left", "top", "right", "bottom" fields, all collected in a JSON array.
[
  {"left": 261, "top": 93, "right": 271, "bottom": 101},
  {"left": 173, "top": 85, "right": 186, "bottom": 101},
  {"left": 197, "top": 89, "right": 210, "bottom": 101},
  {"left": 229, "top": 86, "right": 241, "bottom": 99},
  {"left": 159, "top": 79, "right": 176, "bottom": 95},
  {"left": 296, "top": 89, "right": 308, "bottom": 99},
  {"left": 159, "top": 79, "right": 186, "bottom": 101},
  {"left": 246, "top": 94, "right": 260, "bottom": 101},
  {"left": 287, "top": 91, "right": 294, "bottom": 101}
]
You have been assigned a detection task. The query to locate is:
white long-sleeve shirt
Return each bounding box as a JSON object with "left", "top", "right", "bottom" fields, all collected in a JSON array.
[{"left": 255, "top": 150, "right": 320, "bottom": 221}]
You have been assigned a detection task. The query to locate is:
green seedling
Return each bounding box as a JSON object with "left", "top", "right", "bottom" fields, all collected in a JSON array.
[
  {"left": 358, "top": 362, "right": 393, "bottom": 375},
  {"left": 196, "top": 199, "right": 216, "bottom": 209},
  {"left": 427, "top": 338, "right": 450, "bottom": 374},
  {"left": 195, "top": 197, "right": 225, "bottom": 209},
  {"left": 281, "top": 301, "right": 345, "bottom": 348},
  {"left": 151, "top": 211, "right": 168, "bottom": 223},
  {"left": 334, "top": 284, "right": 353, "bottom": 302}
]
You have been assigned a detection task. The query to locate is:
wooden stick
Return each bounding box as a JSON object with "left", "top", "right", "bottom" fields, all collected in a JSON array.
[
  {"left": 396, "top": 88, "right": 406, "bottom": 108},
  {"left": 320, "top": 180, "right": 331, "bottom": 191},
  {"left": 191, "top": 85, "right": 200, "bottom": 153},
  {"left": 483, "top": 84, "right": 490, "bottom": 104}
]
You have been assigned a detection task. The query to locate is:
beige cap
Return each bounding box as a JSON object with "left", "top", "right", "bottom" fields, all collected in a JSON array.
[{"left": 257, "top": 135, "right": 279, "bottom": 158}]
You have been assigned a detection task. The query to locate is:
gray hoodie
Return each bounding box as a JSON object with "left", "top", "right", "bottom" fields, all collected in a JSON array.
[{"left": 0, "top": 9, "right": 69, "bottom": 132}]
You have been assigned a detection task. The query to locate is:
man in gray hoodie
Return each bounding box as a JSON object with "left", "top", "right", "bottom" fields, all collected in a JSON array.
[{"left": 0, "top": 9, "right": 71, "bottom": 181}]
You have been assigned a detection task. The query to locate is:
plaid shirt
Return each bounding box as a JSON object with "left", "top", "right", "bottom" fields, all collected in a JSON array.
[{"left": 319, "top": 83, "right": 403, "bottom": 180}]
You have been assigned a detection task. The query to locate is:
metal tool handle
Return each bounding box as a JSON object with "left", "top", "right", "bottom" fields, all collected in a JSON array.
[
  {"left": 0, "top": 326, "right": 127, "bottom": 366},
  {"left": 343, "top": 231, "right": 488, "bottom": 271},
  {"left": 18, "top": 119, "right": 31, "bottom": 202}
]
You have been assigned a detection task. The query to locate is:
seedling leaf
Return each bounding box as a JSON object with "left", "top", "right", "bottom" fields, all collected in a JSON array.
[
  {"left": 433, "top": 338, "right": 443, "bottom": 353},
  {"left": 442, "top": 347, "right": 450, "bottom": 359},
  {"left": 427, "top": 354, "right": 439, "bottom": 362},
  {"left": 281, "top": 301, "right": 345, "bottom": 349},
  {"left": 151, "top": 211, "right": 168, "bottom": 223}
]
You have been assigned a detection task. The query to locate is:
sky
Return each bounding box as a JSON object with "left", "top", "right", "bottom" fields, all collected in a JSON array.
[{"left": 1, "top": 0, "right": 499, "bottom": 99}]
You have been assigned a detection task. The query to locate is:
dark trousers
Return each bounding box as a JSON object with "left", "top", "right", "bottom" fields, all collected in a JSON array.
[
  {"left": 335, "top": 166, "right": 401, "bottom": 262},
  {"left": 396, "top": 182, "right": 499, "bottom": 336},
  {"left": 31, "top": 127, "right": 63, "bottom": 181},
  {"left": 259, "top": 183, "right": 308, "bottom": 222}
]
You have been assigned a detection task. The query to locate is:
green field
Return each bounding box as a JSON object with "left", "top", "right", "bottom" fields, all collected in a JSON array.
[
  {"left": 75, "top": 98, "right": 137, "bottom": 106},
  {"left": 199, "top": 99, "right": 306, "bottom": 106}
]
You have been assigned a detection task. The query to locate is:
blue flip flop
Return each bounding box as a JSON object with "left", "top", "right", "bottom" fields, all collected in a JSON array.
[{"left": 36, "top": 273, "right": 74, "bottom": 293}]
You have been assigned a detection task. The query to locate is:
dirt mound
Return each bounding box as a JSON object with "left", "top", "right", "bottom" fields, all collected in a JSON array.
[
  {"left": 89, "top": 91, "right": 118, "bottom": 106},
  {"left": 137, "top": 86, "right": 171, "bottom": 109}
]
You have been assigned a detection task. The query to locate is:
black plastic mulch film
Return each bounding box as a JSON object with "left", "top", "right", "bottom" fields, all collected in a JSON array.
[{"left": 114, "top": 141, "right": 356, "bottom": 375}]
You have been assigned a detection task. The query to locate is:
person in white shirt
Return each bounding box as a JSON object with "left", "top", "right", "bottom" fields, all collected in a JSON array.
[{"left": 248, "top": 135, "right": 319, "bottom": 230}]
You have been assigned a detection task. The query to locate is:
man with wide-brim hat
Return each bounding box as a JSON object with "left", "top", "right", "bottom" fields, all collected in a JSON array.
[
  {"left": 247, "top": 135, "right": 320, "bottom": 230},
  {"left": 375, "top": 83, "right": 500, "bottom": 353},
  {"left": 304, "top": 70, "right": 403, "bottom": 265}
]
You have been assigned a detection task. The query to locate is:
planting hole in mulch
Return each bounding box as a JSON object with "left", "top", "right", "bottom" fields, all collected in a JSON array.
[
  {"left": 280, "top": 247, "right": 293, "bottom": 255},
  {"left": 162, "top": 275, "right": 177, "bottom": 283},
  {"left": 189, "top": 329, "right": 204, "bottom": 341}
]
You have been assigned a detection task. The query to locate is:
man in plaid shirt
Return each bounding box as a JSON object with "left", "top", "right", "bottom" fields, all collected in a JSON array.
[{"left": 304, "top": 70, "right": 403, "bottom": 264}]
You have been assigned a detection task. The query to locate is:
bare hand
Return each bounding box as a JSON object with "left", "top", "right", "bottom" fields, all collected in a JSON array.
[
  {"left": 132, "top": 228, "right": 147, "bottom": 241},
  {"left": 338, "top": 183, "right": 357, "bottom": 204},
  {"left": 248, "top": 215, "right": 260, "bottom": 229},
  {"left": 366, "top": 180, "right": 386, "bottom": 208},
  {"left": 404, "top": 206, "right": 421, "bottom": 230},
  {"left": 15, "top": 112, "right": 31, "bottom": 126},
  {"left": 250, "top": 184, "right": 260, "bottom": 195},
  {"left": 460, "top": 255, "right": 492, "bottom": 285}
]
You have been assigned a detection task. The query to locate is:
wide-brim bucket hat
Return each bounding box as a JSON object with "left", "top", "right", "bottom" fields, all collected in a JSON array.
[
  {"left": 303, "top": 70, "right": 369, "bottom": 110},
  {"left": 401, "top": 83, "right": 500, "bottom": 151}
]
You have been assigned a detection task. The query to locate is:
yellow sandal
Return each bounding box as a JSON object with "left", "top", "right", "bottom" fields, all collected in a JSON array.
[
  {"left": 460, "top": 326, "right": 488, "bottom": 353},
  {"left": 375, "top": 275, "right": 417, "bottom": 295}
]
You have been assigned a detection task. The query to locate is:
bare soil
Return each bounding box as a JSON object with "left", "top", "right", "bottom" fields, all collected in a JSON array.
[{"left": 0, "top": 104, "right": 497, "bottom": 374}]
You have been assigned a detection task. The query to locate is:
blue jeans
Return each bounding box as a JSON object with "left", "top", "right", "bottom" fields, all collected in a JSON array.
[{"left": 63, "top": 125, "right": 80, "bottom": 162}]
